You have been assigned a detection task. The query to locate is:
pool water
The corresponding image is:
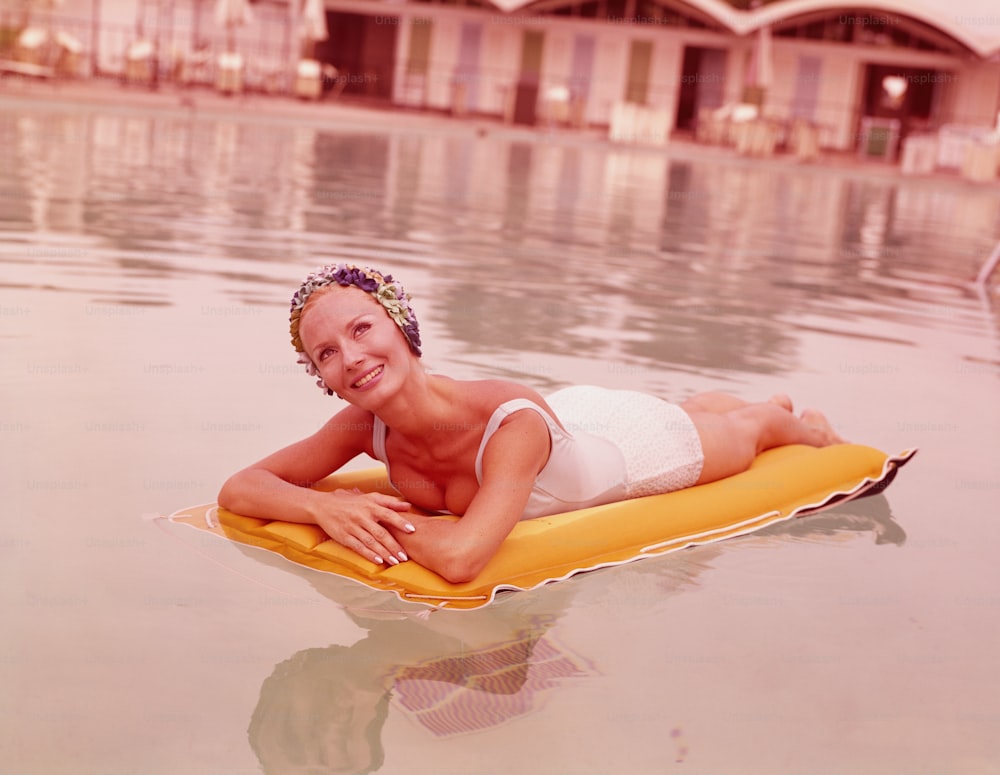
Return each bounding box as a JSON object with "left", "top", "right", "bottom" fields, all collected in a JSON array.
[{"left": 2, "top": 102, "right": 999, "bottom": 774}]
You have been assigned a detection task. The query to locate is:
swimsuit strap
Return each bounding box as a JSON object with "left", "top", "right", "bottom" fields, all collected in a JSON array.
[
  {"left": 474, "top": 399, "right": 566, "bottom": 485},
  {"left": 374, "top": 399, "right": 564, "bottom": 491},
  {"left": 371, "top": 415, "right": 391, "bottom": 478}
]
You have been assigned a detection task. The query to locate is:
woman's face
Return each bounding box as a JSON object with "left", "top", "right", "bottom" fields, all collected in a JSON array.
[{"left": 298, "top": 285, "right": 415, "bottom": 405}]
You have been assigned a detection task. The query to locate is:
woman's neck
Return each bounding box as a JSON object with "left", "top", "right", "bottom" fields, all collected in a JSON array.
[{"left": 372, "top": 372, "right": 461, "bottom": 441}]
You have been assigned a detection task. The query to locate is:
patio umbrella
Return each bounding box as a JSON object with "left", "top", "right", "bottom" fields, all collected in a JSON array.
[
  {"left": 301, "top": 0, "right": 328, "bottom": 46},
  {"left": 214, "top": 0, "right": 253, "bottom": 54}
]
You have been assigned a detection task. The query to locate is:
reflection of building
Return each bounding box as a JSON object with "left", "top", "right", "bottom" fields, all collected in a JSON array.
[{"left": 10, "top": 1, "right": 1000, "bottom": 156}]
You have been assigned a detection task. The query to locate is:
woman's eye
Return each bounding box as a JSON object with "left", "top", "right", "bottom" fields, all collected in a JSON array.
[
  {"left": 354, "top": 323, "right": 370, "bottom": 337},
  {"left": 318, "top": 347, "right": 337, "bottom": 362}
]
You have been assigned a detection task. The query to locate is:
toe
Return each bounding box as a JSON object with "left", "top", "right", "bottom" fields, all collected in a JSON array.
[{"left": 769, "top": 394, "right": 794, "bottom": 412}]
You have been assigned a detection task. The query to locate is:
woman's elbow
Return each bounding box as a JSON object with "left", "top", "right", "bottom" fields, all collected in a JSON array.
[
  {"left": 432, "top": 546, "right": 491, "bottom": 585},
  {"left": 217, "top": 470, "right": 251, "bottom": 512},
  {"left": 436, "top": 560, "right": 481, "bottom": 585},
  {"left": 217, "top": 478, "right": 238, "bottom": 511}
]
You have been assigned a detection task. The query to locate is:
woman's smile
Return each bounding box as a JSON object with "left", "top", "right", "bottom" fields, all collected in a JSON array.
[{"left": 351, "top": 364, "right": 384, "bottom": 390}]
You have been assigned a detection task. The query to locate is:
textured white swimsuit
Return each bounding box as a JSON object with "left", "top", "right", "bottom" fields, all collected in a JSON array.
[{"left": 371, "top": 385, "right": 704, "bottom": 520}]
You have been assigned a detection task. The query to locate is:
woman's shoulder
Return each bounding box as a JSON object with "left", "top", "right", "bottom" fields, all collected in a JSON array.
[
  {"left": 456, "top": 378, "right": 548, "bottom": 412},
  {"left": 428, "top": 378, "right": 568, "bottom": 445},
  {"left": 317, "top": 404, "right": 378, "bottom": 441}
]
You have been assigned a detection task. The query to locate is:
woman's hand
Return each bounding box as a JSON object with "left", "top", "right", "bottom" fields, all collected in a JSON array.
[{"left": 313, "top": 489, "right": 415, "bottom": 566}]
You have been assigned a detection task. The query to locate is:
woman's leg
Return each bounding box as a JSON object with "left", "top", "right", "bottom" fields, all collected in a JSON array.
[
  {"left": 682, "top": 391, "right": 793, "bottom": 415},
  {"left": 686, "top": 402, "right": 844, "bottom": 485}
]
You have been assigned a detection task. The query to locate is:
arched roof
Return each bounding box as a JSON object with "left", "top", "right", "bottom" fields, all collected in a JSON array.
[
  {"left": 744, "top": 0, "right": 1000, "bottom": 57},
  {"left": 492, "top": 0, "right": 1000, "bottom": 58}
]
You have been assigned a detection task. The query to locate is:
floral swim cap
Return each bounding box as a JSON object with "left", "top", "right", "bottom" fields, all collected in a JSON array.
[{"left": 289, "top": 264, "right": 422, "bottom": 395}]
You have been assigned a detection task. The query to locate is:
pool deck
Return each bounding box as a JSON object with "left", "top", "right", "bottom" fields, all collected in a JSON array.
[{"left": 2, "top": 74, "right": 998, "bottom": 191}]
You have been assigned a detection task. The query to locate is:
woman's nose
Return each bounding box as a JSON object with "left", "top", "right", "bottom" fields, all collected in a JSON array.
[{"left": 339, "top": 340, "right": 364, "bottom": 366}]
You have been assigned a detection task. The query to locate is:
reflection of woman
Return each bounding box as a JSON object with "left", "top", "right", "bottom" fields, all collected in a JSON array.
[
  {"left": 245, "top": 492, "right": 904, "bottom": 773},
  {"left": 220, "top": 264, "right": 844, "bottom": 584},
  {"left": 247, "top": 594, "right": 593, "bottom": 773},
  {"left": 248, "top": 645, "right": 390, "bottom": 774}
]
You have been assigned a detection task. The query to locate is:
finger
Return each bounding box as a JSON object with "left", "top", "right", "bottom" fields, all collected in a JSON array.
[
  {"left": 356, "top": 524, "right": 408, "bottom": 565},
  {"left": 379, "top": 508, "right": 417, "bottom": 536},
  {"left": 369, "top": 492, "right": 412, "bottom": 512},
  {"left": 364, "top": 495, "right": 416, "bottom": 533},
  {"left": 344, "top": 534, "right": 385, "bottom": 566},
  {"left": 366, "top": 518, "right": 410, "bottom": 563}
]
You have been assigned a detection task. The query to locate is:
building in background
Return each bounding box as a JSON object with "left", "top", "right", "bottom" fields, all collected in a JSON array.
[{"left": 2, "top": 0, "right": 999, "bottom": 157}]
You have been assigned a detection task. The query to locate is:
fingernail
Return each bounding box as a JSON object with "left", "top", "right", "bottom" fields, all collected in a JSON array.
[
  {"left": 404, "top": 523, "right": 416, "bottom": 533},
  {"left": 388, "top": 556, "right": 399, "bottom": 566},
  {"left": 373, "top": 556, "right": 383, "bottom": 565},
  {"left": 398, "top": 551, "right": 408, "bottom": 562}
]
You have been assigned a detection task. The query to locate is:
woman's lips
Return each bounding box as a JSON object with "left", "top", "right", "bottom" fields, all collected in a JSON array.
[{"left": 352, "top": 364, "right": 384, "bottom": 390}]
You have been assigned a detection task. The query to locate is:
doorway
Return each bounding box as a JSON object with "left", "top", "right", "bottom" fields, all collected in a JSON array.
[
  {"left": 314, "top": 12, "right": 397, "bottom": 100},
  {"left": 675, "top": 46, "right": 727, "bottom": 130},
  {"left": 860, "top": 64, "right": 940, "bottom": 131},
  {"left": 513, "top": 30, "right": 545, "bottom": 125}
]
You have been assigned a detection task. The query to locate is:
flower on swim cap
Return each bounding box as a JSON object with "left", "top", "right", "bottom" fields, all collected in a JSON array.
[{"left": 289, "top": 264, "right": 422, "bottom": 395}]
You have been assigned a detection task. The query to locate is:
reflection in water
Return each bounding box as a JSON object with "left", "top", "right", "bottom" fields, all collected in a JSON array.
[
  {"left": 240, "top": 494, "right": 903, "bottom": 773},
  {"left": 392, "top": 630, "right": 587, "bottom": 737},
  {"left": 2, "top": 109, "right": 998, "bottom": 385},
  {"left": 587, "top": 492, "right": 906, "bottom": 613},
  {"left": 246, "top": 578, "right": 594, "bottom": 773},
  {"left": 753, "top": 491, "right": 906, "bottom": 547},
  {"left": 250, "top": 645, "right": 391, "bottom": 774},
  {"left": 249, "top": 612, "right": 592, "bottom": 765}
]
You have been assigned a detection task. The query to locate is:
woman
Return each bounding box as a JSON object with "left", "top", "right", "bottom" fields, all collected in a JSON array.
[{"left": 219, "top": 264, "right": 843, "bottom": 584}]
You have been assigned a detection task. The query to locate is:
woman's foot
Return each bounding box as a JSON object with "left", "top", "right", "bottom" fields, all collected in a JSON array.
[
  {"left": 768, "top": 394, "right": 793, "bottom": 412},
  {"left": 800, "top": 408, "right": 847, "bottom": 445}
]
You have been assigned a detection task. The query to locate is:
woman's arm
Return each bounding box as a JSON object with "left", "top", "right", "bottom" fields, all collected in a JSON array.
[
  {"left": 387, "top": 410, "right": 551, "bottom": 583},
  {"left": 218, "top": 405, "right": 415, "bottom": 566}
]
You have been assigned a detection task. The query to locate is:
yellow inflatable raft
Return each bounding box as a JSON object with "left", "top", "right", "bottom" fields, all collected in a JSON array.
[{"left": 167, "top": 444, "right": 915, "bottom": 610}]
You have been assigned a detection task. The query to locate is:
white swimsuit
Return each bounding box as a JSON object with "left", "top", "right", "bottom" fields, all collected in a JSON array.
[{"left": 371, "top": 386, "right": 704, "bottom": 520}]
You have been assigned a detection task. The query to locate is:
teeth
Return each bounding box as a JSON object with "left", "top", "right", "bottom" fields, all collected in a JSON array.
[{"left": 353, "top": 365, "right": 383, "bottom": 388}]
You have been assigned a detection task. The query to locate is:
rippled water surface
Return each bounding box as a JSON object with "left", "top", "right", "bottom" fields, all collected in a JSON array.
[{"left": 2, "top": 101, "right": 1000, "bottom": 774}]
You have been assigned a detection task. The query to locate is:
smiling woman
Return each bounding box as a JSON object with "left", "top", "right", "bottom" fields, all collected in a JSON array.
[{"left": 218, "top": 263, "right": 848, "bottom": 584}]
